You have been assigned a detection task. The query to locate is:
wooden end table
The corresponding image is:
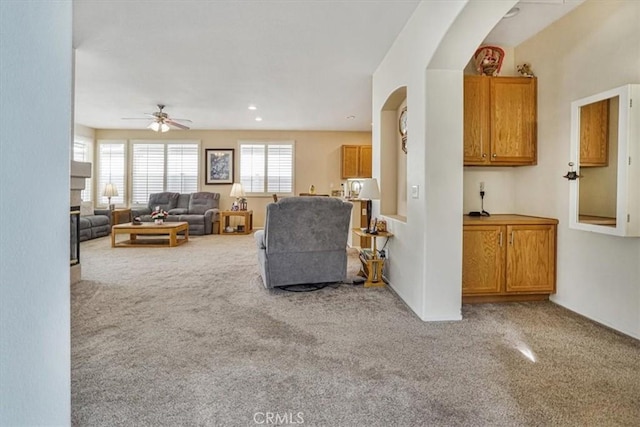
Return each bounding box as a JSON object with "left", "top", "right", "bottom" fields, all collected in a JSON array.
[
  {"left": 352, "top": 229, "right": 393, "bottom": 287},
  {"left": 111, "top": 208, "right": 132, "bottom": 226},
  {"left": 220, "top": 210, "right": 253, "bottom": 235}
]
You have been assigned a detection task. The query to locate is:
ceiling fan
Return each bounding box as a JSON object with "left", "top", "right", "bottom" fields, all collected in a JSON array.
[{"left": 122, "top": 104, "right": 192, "bottom": 132}]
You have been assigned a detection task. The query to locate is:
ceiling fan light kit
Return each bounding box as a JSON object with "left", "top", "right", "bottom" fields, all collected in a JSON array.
[{"left": 124, "top": 104, "right": 192, "bottom": 132}]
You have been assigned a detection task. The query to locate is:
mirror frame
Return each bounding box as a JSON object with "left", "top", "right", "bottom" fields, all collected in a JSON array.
[{"left": 569, "top": 84, "right": 639, "bottom": 237}]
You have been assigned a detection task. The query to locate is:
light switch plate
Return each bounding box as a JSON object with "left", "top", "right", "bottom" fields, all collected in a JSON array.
[{"left": 411, "top": 185, "right": 419, "bottom": 199}]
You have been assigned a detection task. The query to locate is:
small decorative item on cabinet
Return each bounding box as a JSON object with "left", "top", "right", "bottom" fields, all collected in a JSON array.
[
  {"left": 376, "top": 219, "right": 387, "bottom": 232},
  {"left": 474, "top": 45, "right": 505, "bottom": 76},
  {"left": 517, "top": 63, "right": 535, "bottom": 77}
]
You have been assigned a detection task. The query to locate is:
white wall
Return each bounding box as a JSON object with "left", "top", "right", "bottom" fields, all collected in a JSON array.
[
  {"left": 0, "top": 2, "right": 72, "bottom": 425},
  {"left": 75, "top": 123, "right": 96, "bottom": 140},
  {"left": 514, "top": 0, "right": 640, "bottom": 338},
  {"left": 373, "top": 0, "right": 517, "bottom": 320}
]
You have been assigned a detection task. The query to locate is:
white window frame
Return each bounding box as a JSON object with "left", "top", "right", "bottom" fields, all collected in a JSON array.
[
  {"left": 129, "top": 140, "right": 200, "bottom": 207},
  {"left": 238, "top": 140, "right": 295, "bottom": 196}
]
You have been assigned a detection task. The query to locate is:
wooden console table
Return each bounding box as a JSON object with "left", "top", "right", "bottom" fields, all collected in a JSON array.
[
  {"left": 352, "top": 229, "right": 393, "bottom": 287},
  {"left": 220, "top": 210, "right": 253, "bottom": 235}
]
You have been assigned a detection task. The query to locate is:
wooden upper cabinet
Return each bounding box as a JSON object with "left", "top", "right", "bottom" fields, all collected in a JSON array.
[
  {"left": 579, "top": 99, "right": 609, "bottom": 167},
  {"left": 463, "top": 76, "right": 491, "bottom": 164},
  {"left": 464, "top": 76, "right": 537, "bottom": 166},
  {"left": 359, "top": 145, "right": 372, "bottom": 178},
  {"left": 341, "top": 145, "right": 372, "bottom": 179},
  {"left": 505, "top": 225, "right": 556, "bottom": 293}
]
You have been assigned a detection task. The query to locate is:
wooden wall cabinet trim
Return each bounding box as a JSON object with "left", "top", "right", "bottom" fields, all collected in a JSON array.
[
  {"left": 462, "top": 215, "right": 557, "bottom": 303},
  {"left": 341, "top": 145, "right": 372, "bottom": 179},
  {"left": 464, "top": 76, "right": 537, "bottom": 166}
]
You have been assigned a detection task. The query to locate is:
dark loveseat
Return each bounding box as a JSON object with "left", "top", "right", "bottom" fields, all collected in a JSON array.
[
  {"left": 79, "top": 203, "right": 111, "bottom": 242},
  {"left": 131, "top": 192, "right": 220, "bottom": 235}
]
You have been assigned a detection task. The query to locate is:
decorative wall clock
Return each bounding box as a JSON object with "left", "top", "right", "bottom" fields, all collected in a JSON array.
[{"left": 399, "top": 106, "right": 407, "bottom": 154}]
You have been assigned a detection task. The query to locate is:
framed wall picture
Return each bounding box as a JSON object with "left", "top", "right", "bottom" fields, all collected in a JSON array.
[{"left": 205, "top": 149, "right": 234, "bottom": 185}]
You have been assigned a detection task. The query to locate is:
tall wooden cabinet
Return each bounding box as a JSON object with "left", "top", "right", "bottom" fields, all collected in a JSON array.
[
  {"left": 341, "top": 145, "right": 372, "bottom": 179},
  {"left": 464, "top": 76, "right": 537, "bottom": 166},
  {"left": 462, "top": 214, "right": 557, "bottom": 303}
]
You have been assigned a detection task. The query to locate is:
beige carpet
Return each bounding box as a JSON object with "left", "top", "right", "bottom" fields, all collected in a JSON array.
[{"left": 72, "top": 234, "right": 640, "bottom": 426}]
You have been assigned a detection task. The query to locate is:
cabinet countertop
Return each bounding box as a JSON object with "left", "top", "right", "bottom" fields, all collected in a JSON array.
[{"left": 463, "top": 214, "right": 558, "bottom": 226}]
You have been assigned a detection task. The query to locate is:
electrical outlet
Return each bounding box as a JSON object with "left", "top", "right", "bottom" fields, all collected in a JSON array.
[{"left": 479, "top": 182, "right": 485, "bottom": 192}]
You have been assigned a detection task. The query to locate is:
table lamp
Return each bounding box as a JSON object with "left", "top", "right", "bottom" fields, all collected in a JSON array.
[
  {"left": 102, "top": 183, "right": 119, "bottom": 210},
  {"left": 230, "top": 182, "right": 246, "bottom": 210},
  {"left": 358, "top": 178, "right": 380, "bottom": 233}
]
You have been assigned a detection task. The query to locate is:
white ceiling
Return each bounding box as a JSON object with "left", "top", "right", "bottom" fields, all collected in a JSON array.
[{"left": 73, "top": 0, "right": 583, "bottom": 132}]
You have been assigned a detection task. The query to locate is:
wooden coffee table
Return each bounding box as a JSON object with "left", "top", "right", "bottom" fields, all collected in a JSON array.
[{"left": 111, "top": 221, "right": 189, "bottom": 248}]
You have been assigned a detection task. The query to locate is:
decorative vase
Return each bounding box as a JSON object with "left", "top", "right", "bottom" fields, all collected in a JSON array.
[{"left": 155, "top": 219, "right": 163, "bottom": 225}]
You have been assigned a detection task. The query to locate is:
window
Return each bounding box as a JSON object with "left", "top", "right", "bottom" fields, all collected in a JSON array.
[
  {"left": 130, "top": 141, "right": 199, "bottom": 205},
  {"left": 97, "top": 141, "right": 126, "bottom": 207},
  {"left": 73, "top": 138, "right": 93, "bottom": 202},
  {"left": 239, "top": 141, "right": 294, "bottom": 195}
]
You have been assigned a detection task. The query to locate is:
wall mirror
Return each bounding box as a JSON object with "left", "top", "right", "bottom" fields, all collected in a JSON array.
[{"left": 569, "top": 84, "right": 639, "bottom": 237}]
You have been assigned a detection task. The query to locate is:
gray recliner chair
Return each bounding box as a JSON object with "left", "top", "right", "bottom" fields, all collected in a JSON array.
[{"left": 254, "top": 197, "right": 353, "bottom": 288}]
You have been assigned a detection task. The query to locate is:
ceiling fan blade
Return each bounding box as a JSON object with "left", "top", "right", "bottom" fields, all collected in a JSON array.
[
  {"left": 121, "top": 117, "right": 152, "bottom": 120},
  {"left": 166, "top": 119, "right": 190, "bottom": 130},
  {"left": 168, "top": 118, "right": 193, "bottom": 123}
]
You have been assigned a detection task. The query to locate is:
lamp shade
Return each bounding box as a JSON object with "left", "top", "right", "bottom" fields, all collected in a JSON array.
[
  {"left": 229, "top": 183, "right": 246, "bottom": 198},
  {"left": 148, "top": 121, "right": 160, "bottom": 132},
  {"left": 102, "top": 183, "right": 119, "bottom": 198},
  {"left": 358, "top": 178, "right": 380, "bottom": 200}
]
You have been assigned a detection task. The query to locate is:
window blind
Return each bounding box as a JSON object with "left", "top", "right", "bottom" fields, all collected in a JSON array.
[
  {"left": 167, "top": 144, "right": 198, "bottom": 193},
  {"left": 239, "top": 141, "right": 294, "bottom": 194},
  {"left": 131, "top": 141, "right": 199, "bottom": 204},
  {"left": 97, "top": 141, "right": 125, "bottom": 206},
  {"left": 131, "top": 143, "right": 165, "bottom": 205}
]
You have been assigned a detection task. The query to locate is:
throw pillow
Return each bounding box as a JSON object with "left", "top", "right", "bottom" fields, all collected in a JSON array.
[{"left": 80, "top": 201, "right": 94, "bottom": 217}]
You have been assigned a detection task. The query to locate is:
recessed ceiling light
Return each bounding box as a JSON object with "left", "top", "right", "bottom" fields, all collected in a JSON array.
[
  {"left": 255, "top": 117, "right": 262, "bottom": 122},
  {"left": 248, "top": 105, "right": 257, "bottom": 110},
  {"left": 503, "top": 7, "right": 520, "bottom": 19}
]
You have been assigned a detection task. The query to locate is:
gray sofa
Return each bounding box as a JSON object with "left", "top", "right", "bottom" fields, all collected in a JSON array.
[
  {"left": 79, "top": 207, "right": 111, "bottom": 242},
  {"left": 254, "top": 197, "right": 353, "bottom": 288},
  {"left": 131, "top": 192, "right": 220, "bottom": 235}
]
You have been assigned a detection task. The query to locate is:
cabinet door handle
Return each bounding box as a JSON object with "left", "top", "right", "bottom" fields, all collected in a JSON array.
[
  {"left": 498, "top": 231, "right": 503, "bottom": 247},
  {"left": 492, "top": 153, "right": 497, "bottom": 158},
  {"left": 509, "top": 231, "right": 514, "bottom": 246},
  {"left": 482, "top": 153, "right": 487, "bottom": 158}
]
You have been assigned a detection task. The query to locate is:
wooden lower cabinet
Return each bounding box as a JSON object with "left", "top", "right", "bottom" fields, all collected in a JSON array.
[{"left": 462, "top": 215, "right": 557, "bottom": 303}]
